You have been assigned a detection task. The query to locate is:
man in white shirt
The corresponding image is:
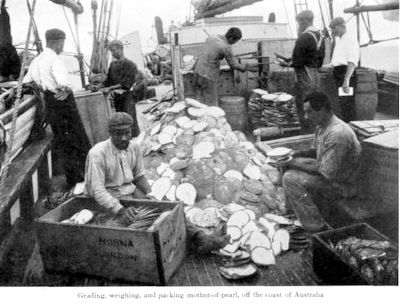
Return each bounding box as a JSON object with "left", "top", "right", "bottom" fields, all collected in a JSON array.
[
  {"left": 85, "top": 112, "right": 230, "bottom": 253},
  {"left": 326, "top": 17, "right": 360, "bottom": 122},
  {"left": 85, "top": 112, "right": 151, "bottom": 218},
  {"left": 24, "top": 29, "right": 90, "bottom": 188}
]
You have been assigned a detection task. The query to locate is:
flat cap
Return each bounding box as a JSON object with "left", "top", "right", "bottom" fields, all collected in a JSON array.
[
  {"left": 108, "top": 112, "right": 133, "bottom": 129},
  {"left": 296, "top": 10, "right": 314, "bottom": 20},
  {"left": 45, "top": 28, "right": 66, "bottom": 41},
  {"left": 107, "top": 39, "right": 124, "bottom": 49},
  {"left": 329, "top": 17, "right": 345, "bottom": 28}
]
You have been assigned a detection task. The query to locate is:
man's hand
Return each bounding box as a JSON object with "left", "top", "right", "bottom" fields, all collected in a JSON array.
[
  {"left": 342, "top": 80, "right": 350, "bottom": 93},
  {"left": 277, "top": 58, "right": 292, "bottom": 67},
  {"left": 115, "top": 208, "right": 133, "bottom": 226},
  {"left": 99, "top": 87, "right": 110, "bottom": 94},
  {"left": 54, "top": 87, "right": 71, "bottom": 101},
  {"left": 320, "top": 64, "right": 333, "bottom": 71}
]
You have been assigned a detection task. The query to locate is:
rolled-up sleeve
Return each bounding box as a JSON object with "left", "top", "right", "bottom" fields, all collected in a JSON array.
[
  {"left": 85, "top": 152, "right": 123, "bottom": 214},
  {"left": 347, "top": 39, "right": 360, "bottom": 66}
]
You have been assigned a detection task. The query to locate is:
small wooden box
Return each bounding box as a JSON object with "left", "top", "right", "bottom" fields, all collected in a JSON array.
[{"left": 35, "top": 197, "right": 186, "bottom": 285}]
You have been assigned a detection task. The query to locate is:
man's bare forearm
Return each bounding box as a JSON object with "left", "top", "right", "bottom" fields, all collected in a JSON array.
[
  {"left": 135, "top": 176, "right": 151, "bottom": 194},
  {"left": 292, "top": 148, "right": 317, "bottom": 158}
]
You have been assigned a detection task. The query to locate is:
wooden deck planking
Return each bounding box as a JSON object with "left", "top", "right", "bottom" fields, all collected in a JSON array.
[{"left": 0, "top": 223, "right": 321, "bottom": 287}]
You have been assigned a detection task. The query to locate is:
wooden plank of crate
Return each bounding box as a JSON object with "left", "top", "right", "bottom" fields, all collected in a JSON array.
[{"left": 156, "top": 203, "right": 186, "bottom": 284}]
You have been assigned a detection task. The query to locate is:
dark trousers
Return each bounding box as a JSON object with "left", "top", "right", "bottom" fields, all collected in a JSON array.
[
  {"left": 44, "top": 91, "right": 91, "bottom": 188},
  {"left": 333, "top": 65, "right": 357, "bottom": 122},
  {"left": 113, "top": 91, "right": 140, "bottom": 137},
  {"left": 282, "top": 169, "right": 342, "bottom": 232},
  {"left": 294, "top": 67, "right": 320, "bottom": 132},
  {"left": 193, "top": 73, "right": 219, "bottom": 106}
]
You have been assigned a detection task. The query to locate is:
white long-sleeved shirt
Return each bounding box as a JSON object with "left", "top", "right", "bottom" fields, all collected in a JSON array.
[
  {"left": 84, "top": 138, "right": 145, "bottom": 214},
  {"left": 331, "top": 31, "right": 360, "bottom": 67},
  {"left": 23, "top": 47, "right": 70, "bottom": 92}
]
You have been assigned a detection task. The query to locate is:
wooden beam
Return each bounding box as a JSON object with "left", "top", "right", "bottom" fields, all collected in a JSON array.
[{"left": 344, "top": 2, "right": 399, "bottom": 14}]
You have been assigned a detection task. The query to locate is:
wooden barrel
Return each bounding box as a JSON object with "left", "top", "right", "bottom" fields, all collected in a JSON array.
[
  {"left": 219, "top": 96, "right": 248, "bottom": 133},
  {"left": 355, "top": 68, "right": 378, "bottom": 120},
  {"left": 319, "top": 69, "right": 342, "bottom": 118}
]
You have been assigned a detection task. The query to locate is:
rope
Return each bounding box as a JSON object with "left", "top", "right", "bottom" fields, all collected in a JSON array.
[
  {"left": 0, "top": 0, "right": 37, "bottom": 198},
  {"left": 282, "top": 0, "right": 294, "bottom": 37}
]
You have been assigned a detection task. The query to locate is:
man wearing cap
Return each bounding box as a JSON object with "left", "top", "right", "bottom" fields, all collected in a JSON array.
[
  {"left": 282, "top": 91, "right": 361, "bottom": 233},
  {"left": 93, "top": 39, "right": 140, "bottom": 137},
  {"left": 279, "top": 10, "right": 325, "bottom": 131},
  {"left": 325, "top": 17, "right": 359, "bottom": 122},
  {"left": 85, "top": 112, "right": 230, "bottom": 253},
  {"left": 193, "top": 27, "right": 255, "bottom": 106},
  {"left": 23, "top": 28, "right": 91, "bottom": 188},
  {"left": 84, "top": 112, "right": 151, "bottom": 222}
]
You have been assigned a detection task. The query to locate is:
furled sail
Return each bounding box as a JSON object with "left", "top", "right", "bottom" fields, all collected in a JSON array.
[{"left": 192, "top": 0, "right": 263, "bottom": 19}]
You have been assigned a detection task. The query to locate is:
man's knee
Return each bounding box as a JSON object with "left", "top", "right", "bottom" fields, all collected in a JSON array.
[{"left": 282, "top": 170, "right": 302, "bottom": 189}]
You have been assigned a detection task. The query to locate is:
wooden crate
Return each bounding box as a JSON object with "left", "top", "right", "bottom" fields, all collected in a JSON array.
[
  {"left": 313, "top": 223, "right": 397, "bottom": 285},
  {"left": 35, "top": 197, "right": 186, "bottom": 285},
  {"left": 359, "top": 130, "right": 398, "bottom": 212}
]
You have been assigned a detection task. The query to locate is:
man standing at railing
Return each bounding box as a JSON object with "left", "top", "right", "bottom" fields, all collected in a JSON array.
[
  {"left": 92, "top": 40, "right": 141, "bottom": 137},
  {"left": 23, "top": 28, "right": 91, "bottom": 189}
]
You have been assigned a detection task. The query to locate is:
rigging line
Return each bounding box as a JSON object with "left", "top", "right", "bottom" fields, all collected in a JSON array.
[
  {"left": 97, "top": 0, "right": 105, "bottom": 42},
  {"left": 62, "top": 6, "right": 79, "bottom": 50},
  {"left": 360, "top": 12, "right": 373, "bottom": 41},
  {"left": 0, "top": 0, "right": 37, "bottom": 191},
  {"left": 62, "top": 7, "right": 91, "bottom": 78},
  {"left": 282, "top": 0, "right": 294, "bottom": 37},
  {"left": 360, "top": 36, "right": 399, "bottom": 47},
  {"left": 114, "top": 0, "right": 122, "bottom": 38}
]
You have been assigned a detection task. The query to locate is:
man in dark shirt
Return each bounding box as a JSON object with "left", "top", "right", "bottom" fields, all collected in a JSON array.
[
  {"left": 282, "top": 91, "right": 360, "bottom": 232},
  {"left": 279, "top": 10, "right": 325, "bottom": 131},
  {"left": 193, "top": 27, "right": 252, "bottom": 106},
  {"left": 0, "top": 42, "right": 21, "bottom": 82},
  {"left": 94, "top": 40, "right": 140, "bottom": 137}
]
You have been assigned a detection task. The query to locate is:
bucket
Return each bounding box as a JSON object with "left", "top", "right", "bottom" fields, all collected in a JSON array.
[
  {"left": 219, "top": 96, "right": 248, "bottom": 133},
  {"left": 319, "top": 69, "right": 342, "bottom": 118},
  {"left": 355, "top": 68, "right": 378, "bottom": 120}
]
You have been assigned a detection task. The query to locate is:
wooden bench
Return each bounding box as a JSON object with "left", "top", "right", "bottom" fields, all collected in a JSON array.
[{"left": 0, "top": 127, "right": 53, "bottom": 243}]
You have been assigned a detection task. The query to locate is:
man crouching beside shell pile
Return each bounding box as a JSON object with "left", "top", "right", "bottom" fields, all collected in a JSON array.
[
  {"left": 84, "top": 112, "right": 229, "bottom": 253},
  {"left": 282, "top": 91, "right": 361, "bottom": 233}
]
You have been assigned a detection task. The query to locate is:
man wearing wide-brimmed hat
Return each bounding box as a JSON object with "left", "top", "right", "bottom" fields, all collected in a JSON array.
[
  {"left": 93, "top": 39, "right": 141, "bottom": 137},
  {"left": 23, "top": 28, "right": 91, "bottom": 188}
]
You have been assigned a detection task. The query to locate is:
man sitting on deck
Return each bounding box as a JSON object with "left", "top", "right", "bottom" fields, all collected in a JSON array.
[
  {"left": 85, "top": 112, "right": 229, "bottom": 252},
  {"left": 282, "top": 91, "right": 361, "bottom": 232},
  {"left": 193, "top": 27, "right": 254, "bottom": 106}
]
